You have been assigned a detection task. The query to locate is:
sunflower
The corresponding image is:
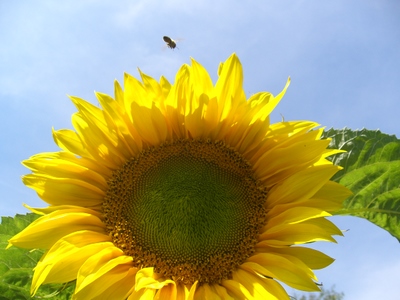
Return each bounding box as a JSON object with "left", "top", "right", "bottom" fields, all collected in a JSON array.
[{"left": 8, "top": 54, "right": 351, "bottom": 299}]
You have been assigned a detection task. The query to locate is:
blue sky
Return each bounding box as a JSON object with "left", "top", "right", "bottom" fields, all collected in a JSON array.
[{"left": 1, "top": 1, "right": 399, "bottom": 298}]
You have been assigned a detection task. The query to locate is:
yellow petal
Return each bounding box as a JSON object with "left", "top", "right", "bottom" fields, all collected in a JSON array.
[
  {"left": 75, "top": 262, "right": 135, "bottom": 300},
  {"left": 255, "top": 139, "right": 331, "bottom": 182},
  {"left": 31, "top": 230, "right": 112, "bottom": 295},
  {"left": 256, "top": 246, "right": 335, "bottom": 270},
  {"left": 221, "top": 279, "right": 253, "bottom": 299},
  {"left": 71, "top": 113, "right": 124, "bottom": 168},
  {"left": 184, "top": 94, "right": 208, "bottom": 139},
  {"left": 154, "top": 283, "right": 178, "bottom": 300},
  {"left": 245, "top": 253, "right": 319, "bottom": 291},
  {"left": 187, "top": 281, "right": 198, "bottom": 300},
  {"left": 159, "top": 76, "right": 171, "bottom": 100},
  {"left": 127, "top": 288, "right": 156, "bottom": 300},
  {"left": 263, "top": 207, "right": 331, "bottom": 233},
  {"left": 162, "top": 64, "right": 190, "bottom": 138},
  {"left": 23, "top": 153, "right": 108, "bottom": 191},
  {"left": 190, "top": 57, "right": 213, "bottom": 97},
  {"left": 193, "top": 284, "right": 221, "bottom": 299},
  {"left": 95, "top": 91, "right": 143, "bottom": 156},
  {"left": 75, "top": 248, "right": 133, "bottom": 297},
  {"left": 52, "top": 128, "right": 92, "bottom": 159},
  {"left": 259, "top": 222, "right": 338, "bottom": 245},
  {"left": 124, "top": 73, "right": 151, "bottom": 108},
  {"left": 90, "top": 267, "right": 138, "bottom": 300},
  {"left": 247, "top": 92, "right": 273, "bottom": 122},
  {"left": 215, "top": 54, "right": 245, "bottom": 123},
  {"left": 130, "top": 102, "right": 168, "bottom": 145},
  {"left": 8, "top": 209, "right": 106, "bottom": 249},
  {"left": 311, "top": 181, "right": 353, "bottom": 211},
  {"left": 248, "top": 78, "right": 290, "bottom": 124},
  {"left": 304, "top": 218, "right": 343, "bottom": 236},
  {"left": 22, "top": 174, "right": 104, "bottom": 206},
  {"left": 23, "top": 204, "right": 101, "bottom": 216},
  {"left": 266, "top": 165, "right": 340, "bottom": 209},
  {"left": 24, "top": 151, "right": 112, "bottom": 178},
  {"left": 213, "top": 284, "right": 235, "bottom": 300},
  {"left": 138, "top": 69, "right": 164, "bottom": 103},
  {"left": 232, "top": 268, "right": 290, "bottom": 299},
  {"left": 135, "top": 267, "right": 174, "bottom": 291},
  {"left": 249, "top": 121, "right": 320, "bottom": 171},
  {"left": 70, "top": 96, "right": 119, "bottom": 149}
]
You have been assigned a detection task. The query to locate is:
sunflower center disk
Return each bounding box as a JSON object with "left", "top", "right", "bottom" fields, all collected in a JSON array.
[{"left": 103, "top": 139, "right": 267, "bottom": 285}]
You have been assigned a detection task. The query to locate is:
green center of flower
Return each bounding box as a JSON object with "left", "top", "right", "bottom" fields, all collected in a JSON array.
[{"left": 103, "top": 139, "right": 267, "bottom": 285}]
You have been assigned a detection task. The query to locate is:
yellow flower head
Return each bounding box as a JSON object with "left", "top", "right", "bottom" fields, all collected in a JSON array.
[{"left": 9, "top": 54, "right": 351, "bottom": 299}]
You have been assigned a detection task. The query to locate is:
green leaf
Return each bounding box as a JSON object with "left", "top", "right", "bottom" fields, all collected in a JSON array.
[
  {"left": 0, "top": 214, "right": 75, "bottom": 299},
  {"left": 323, "top": 128, "right": 400, "bottom": 241}
]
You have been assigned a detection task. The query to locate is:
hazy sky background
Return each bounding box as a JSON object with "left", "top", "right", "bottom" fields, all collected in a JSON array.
[{"left": 1, "top": 1, "right": 399, "bottom": 299}]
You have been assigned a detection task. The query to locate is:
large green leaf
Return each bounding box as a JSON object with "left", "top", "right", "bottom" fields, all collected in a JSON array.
[
  {"left": 323, "top": 128, "right": 400, "bottom": 241},
  {"left": 0, "top": 214, "right": 75, "bottom": 299}
]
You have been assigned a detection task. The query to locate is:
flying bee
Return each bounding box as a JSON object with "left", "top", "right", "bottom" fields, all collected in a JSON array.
[{"left": 163, "top": 36, "right": 178, "bottom": 49}]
